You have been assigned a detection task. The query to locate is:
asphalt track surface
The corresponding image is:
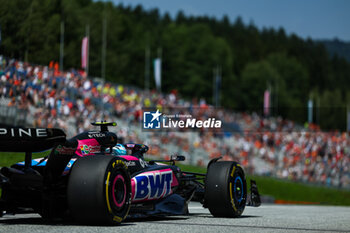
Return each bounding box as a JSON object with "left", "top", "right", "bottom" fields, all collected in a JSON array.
[{"left": 1, "top": 203, "right": 349, "bottom": 233}]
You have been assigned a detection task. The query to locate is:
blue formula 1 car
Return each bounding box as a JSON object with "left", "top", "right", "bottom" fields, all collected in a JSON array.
[{"left": 0, "top": 122, "right": 261, "bottom": 224}]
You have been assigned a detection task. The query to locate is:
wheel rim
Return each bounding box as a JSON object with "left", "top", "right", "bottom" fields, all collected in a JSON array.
[
  {"left": 112, "top": 174, "right": 126, "bottom": 208},
  {"left": 233, "top": 176, "right": 244, "bottom": 203}
]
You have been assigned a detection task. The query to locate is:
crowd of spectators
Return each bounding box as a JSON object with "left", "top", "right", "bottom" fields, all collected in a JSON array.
[{"left": 0, "top": 55, "right": 349, "bottom": 189}]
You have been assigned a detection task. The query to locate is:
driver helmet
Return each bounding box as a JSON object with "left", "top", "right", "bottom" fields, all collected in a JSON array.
[{"left": 109, "top": 144, "right": 127, "bottom": 155}]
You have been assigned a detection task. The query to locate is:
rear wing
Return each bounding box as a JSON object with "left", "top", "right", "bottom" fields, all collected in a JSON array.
[
  {"left": 0, "top": 127, "right": 66, "bottom": 170},
  {"left": 0, "top": 127, "right": 66, "bottom": 152}
]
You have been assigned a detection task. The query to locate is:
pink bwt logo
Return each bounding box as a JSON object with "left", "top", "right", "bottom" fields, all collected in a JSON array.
[{"left": 131, "top": 169, "right": 173, "bottom": 201}]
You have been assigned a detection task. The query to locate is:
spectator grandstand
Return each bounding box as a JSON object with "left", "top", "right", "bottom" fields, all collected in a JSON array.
[{"left": 0, "top": 55, "right": 349, "bottom": 189}]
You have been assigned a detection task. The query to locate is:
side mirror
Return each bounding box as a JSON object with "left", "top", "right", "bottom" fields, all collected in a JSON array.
[{"left": 171, "top": 155, "right": 185, "bottom": 161}]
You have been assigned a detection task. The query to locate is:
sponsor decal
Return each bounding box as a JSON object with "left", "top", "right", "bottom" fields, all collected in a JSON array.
[
  {"left": 126, "top": 144, "right": 135, "bottom": 148},
  {"left": 125, "top": 161, "right": 136, "bottom": 167},
  {"left": 75, "top": 139, "right": 100, "bottom": 157},
  {"left": 132, "top": 169, "right": 173, "bottom": 201},
  {"left": 66, "top": 159, "right": 76, "bottom": 168},
  {"left": 54, "top": 145, "right": 76, "bottom": 155},
  {"left": 80, "top": 144, "right": 101, "bottom": 155},
  {"left": 113, "top": 216, "right": 122, "bottom": 223},
  {"left": 111, "top": 159, "right": 128, "bottom": 170},
  {"left": 0, "top": 128, "right": 47, "bottom": 137},
  {"left": 88, "top": 132, "right": 106, "bottom": 138},
  {"left": 139, "top": 158, "right": 147, "bottom": 168}
]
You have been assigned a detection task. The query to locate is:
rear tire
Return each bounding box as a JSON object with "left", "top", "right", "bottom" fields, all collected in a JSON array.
[
  {"left": 67, "top": 155, "right": 131, "bottom": 224},
  {"left": 204, "top": 161, "right": 247, "bottom": 217}
]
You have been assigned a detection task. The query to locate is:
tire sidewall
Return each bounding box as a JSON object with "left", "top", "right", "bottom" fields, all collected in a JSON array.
[
  {"left": 205, "top": 161, "right": 247, "bottom": 217},
  {"left": 228, "top": 164, "right": 247, "bottom": 216},
  {"left": 103, "top": 158, "right": 131, "bottom": 224},
  {"left": 67, "top": 155, "right": 131, "bottom": 225}
]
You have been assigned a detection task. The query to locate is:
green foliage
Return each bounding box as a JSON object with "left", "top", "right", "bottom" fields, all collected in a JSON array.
[
  {"left": 240, "top": 60, "right": 279, "bottom": 112},
  {"left": 318, "top": 89, "right": 346, "bottom": 130},
  {"left": 161, "top": 23, "right": 234, "bottom": 100},
  {"left": 1, "top": 0, "right": 350, "bottom": 129},
  {"left": 321, "top": 39, "right": 350, "bottom": 62}
]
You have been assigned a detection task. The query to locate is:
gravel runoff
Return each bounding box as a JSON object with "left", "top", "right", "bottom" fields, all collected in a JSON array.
[{"left": 1, "top": 202, "right": 350, "bottom": 233}]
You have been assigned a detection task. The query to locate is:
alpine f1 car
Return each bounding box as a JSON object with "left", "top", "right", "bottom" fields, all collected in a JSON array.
[{"left": 0, "top": 122, "right": 261, "bottom": 224}]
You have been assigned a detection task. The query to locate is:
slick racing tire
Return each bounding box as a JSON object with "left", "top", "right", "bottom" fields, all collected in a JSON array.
[
  {"left": 67, "top": 155, "right": 131, "bottom": 224},
  {"left": 204, "top": 161, "right": 247, "bottom": 217}
]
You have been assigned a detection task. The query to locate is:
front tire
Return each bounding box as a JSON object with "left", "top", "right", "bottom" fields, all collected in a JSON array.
[
  {"left": 204, "top": 161, "right": 247, "bottom": 217},
  {"left": 67, "top": 155, "right": 131, "bottom": 224}
]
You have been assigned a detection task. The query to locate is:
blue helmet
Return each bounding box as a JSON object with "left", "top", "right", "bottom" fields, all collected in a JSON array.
[{"left": 111, "top": 144, "right": 127, "bottom": 155}]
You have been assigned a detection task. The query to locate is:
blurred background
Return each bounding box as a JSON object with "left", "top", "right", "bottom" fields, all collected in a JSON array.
[{"left": 0, "top": 0, "right": 350, "bottom": 197}]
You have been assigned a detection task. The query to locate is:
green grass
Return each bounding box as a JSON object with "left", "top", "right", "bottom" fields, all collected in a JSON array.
[
  {"left": 1, "top": 152, "right": 350, "bottom": 206},
  {"left": 247, "top": 175, "right": 350, "bottom": 206},
  {"left": 0, "top": 151, "right": 51, "bottom": 196},
  {"left": 176, "top": 163, "right": 207, "bottom": 174},
  {"left": 0, "top": 151, "right": 51, "bottom": 166}
]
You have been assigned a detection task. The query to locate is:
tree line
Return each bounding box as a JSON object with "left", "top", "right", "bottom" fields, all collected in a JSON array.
[{"left": 1, "top": 0, "right": 350, "bottom": 130}]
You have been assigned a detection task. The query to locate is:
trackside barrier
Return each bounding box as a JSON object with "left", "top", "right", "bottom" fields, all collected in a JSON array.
[{"left": 0, "top": 104, "right": 29, "bottom": 126}]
